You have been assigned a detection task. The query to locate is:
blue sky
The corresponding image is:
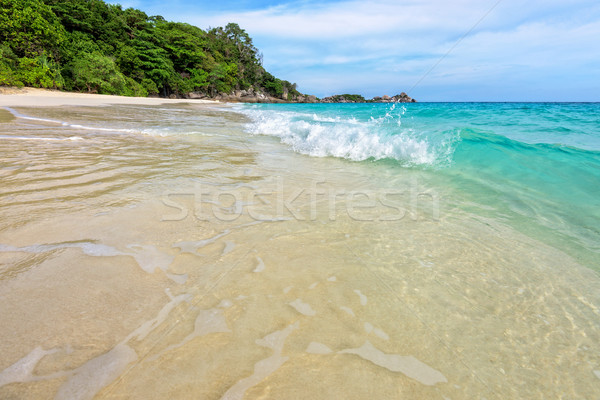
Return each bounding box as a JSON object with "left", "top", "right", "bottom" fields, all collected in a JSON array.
[{"left": 110, "top": 0, "right": 600, "bottom": 101}]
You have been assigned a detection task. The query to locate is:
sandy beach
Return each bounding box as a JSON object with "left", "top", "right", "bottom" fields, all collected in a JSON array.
[
  {"left": 0, "top": 87, "right": 218, "bottom": 107},
  {"left": 1, "top": 90, "right": 599, "bottom": 399}
]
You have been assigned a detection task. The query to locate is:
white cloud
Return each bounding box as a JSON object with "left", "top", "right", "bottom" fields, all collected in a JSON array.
[
  {"left": 167, "top": 0, "right": 600, "bottom": 100},
  {"left": 190, "top": 0, "right": 493, "bottom": 39}
]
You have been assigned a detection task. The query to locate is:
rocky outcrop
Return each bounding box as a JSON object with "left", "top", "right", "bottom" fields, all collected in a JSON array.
[
  {"left": 183, "top": 89, "right": 415, "bottom": 104},
  {"left": 320, "top": 94, "right": 366, "bottom": 103},
  {"left": 217, "top": 89, "right": 285, "bottom": 103},
  {"left": 185, "top": 88, "right": 280, "bottom": 103},
  {"left": 324, "top": 92, "right": 416, "bottom": 103},
  {"left": 374, "top": 92, "right": 416, "bottom": 103},
  {"left": 297, "top": 95, "right": 319, "bottom": 103}
]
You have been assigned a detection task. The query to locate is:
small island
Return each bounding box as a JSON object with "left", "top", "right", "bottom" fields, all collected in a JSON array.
[{"left": 319, "top": 93, "right": 416, "bottom": 103}]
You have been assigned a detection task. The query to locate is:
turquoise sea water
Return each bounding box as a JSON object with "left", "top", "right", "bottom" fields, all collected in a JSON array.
[{"left": 238, "top": 102, "right": 600, "bottom": 268}]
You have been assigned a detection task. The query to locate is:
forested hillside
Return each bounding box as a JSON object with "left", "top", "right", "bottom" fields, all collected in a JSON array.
[{"left": 0, "top": 0, "right": 304, "bottom": 100}]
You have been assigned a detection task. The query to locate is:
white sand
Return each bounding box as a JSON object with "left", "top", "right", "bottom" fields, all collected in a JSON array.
[{"left": 0, "top": 87, "right": 219, "bottom": 107}]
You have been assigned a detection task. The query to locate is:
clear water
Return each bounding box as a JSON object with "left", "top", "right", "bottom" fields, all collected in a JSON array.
[
  {"left": 238, "top": 102, "right": 600, "bottom": 268},
  {"left": 1, "top": 102, "right": 599, "bottom": 399}
]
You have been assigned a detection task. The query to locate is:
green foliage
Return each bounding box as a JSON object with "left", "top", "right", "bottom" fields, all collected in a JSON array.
[
  {"left": 0, "top": 44, "right": 22, "bottom": 86},
  {"left": 124, "top": 76, "right": 147, "bottom": 97},
  {"left": 45, "top": 0, "right": 127, "bottom": 54},
  {"left": 0, "top": 64, "right": 22, "bottom": 87},
  {"left": 115, "top": 27, "right": 175, "bottom": 95},
  {"left": 140, "top": 78, "right": 158, "bottom": 96},
  {"left": 207, "top": 23, "right": 262, "bottom": 91},
  {"left": 329, "top": 94, "right": 366, "bottom": 102},
  {"left": 70, "top": 52, "right": 126, "bottom": 94},
  {"left": 0, "top": 44, "right": 18, "bottom": 72},
  {"left": 1, "top": 0, "right": 307, "bottom": 100},
  {"left": 189, "top": 69, "right": 209, "bottom": 90},
  {"left": 265, "top": 79, "right": 284, "bottom": 97},
  {"left": 261, "top": 73, "right": 301, "bottom": 100},
  {"left": 17, "top": 58, "right": 51, "bottom": 88},
  {"left": 0, "top": 0, "right": 66, "bottom": 58},
  {"left": 12, "top": 55, "right": 63, "bottom": 89},
  {"left": 155, "top": 21, "right": 206, "bottom": 71},
  {"left": 345, "top": 94, "right": 366, "bottom": 102},
  {"left": 61, "top": 31, "right": 100, "bottom": 62}
]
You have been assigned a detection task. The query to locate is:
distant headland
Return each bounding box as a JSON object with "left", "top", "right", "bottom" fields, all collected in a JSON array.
[
  {"left": 319, "top": 93, "right": 416, "bottom": 103},
  {"left": 187, "top": 90, "right": 416, "bottom": 103}
]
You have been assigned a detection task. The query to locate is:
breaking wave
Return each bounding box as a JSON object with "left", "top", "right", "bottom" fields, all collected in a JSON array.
[{"left": 238, "top": 103, "right": 459, "bottom": 166}]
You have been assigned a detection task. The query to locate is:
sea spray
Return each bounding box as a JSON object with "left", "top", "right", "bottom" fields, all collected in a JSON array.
[{"left": 238, "top": 103, "right": 460, "bottom": 166}]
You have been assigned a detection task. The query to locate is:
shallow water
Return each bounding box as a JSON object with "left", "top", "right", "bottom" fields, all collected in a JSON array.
[
  {"left": 239, "top": 102, "right": 600, "bottom": 268},
  {"left": 0, "top": 103, "right": 599, "bottom": 399}
]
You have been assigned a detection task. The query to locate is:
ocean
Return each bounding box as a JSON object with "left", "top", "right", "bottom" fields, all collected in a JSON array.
[
  {"left": 0, "top": 101, "right": 599, "bottom": 399},
  {"left": 239, "top": 102, "right": 600, "bottom": 269}
]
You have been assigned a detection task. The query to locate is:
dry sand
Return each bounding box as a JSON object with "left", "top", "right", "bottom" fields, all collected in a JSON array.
[{"left": 0, "top": 87, "right": 219, "bottom": 107}]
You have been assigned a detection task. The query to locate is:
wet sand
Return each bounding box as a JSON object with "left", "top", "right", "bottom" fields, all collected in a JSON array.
[{"left": 0, "top": 92, "right": 599, "bottom": 399}]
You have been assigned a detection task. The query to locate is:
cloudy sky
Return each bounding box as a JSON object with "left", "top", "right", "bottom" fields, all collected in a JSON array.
[{"left": 110, "top": 0, "right": 600, "bottom": 101}]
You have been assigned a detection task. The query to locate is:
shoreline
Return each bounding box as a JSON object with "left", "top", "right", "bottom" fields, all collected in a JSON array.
[{"left": 0, "top": 87, "right": 421, "bottom": 106}]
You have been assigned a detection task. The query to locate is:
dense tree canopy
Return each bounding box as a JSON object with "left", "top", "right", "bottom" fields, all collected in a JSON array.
[{"left": 0, "top": 0, "right": 303, "bottom": 99}]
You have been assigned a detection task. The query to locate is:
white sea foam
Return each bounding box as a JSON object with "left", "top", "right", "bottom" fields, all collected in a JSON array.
[
  {"left": 289, "top": 299, "right": 316, "bottom": 316},
  {"left": 125, "top": 292, "right": 191, "bottom": 342},
  {"left": 340, "top": 306, "right": 355, "bottom": 317},
  {"left": 306, "top": 342, "right": 333, "bottom": 354},
  {"left": 364, "top": 322, "right": 389, "bottom": 340},
  {"left": 239, "top": 105, "right": 455, "bottom": 165},
  {"left": 126, "top": 244, "right": 175, "bottom": 274},
  {"left": 354, "top": 289, "right": 368, "bottom": 306},
  {"left": 3, "top": 107, "right": 137, "bottom": 134},
  {"left": 0, "top": 135, "right": 83, "bottom": 141},
  {"left": 166, "top": 273, "right": 188, "bottom": 284},
  {"left": 220, "top": 322, "right": 299, "bottom": 400},
  {"left": 253, "top": 256, "right": 265, "bottom": 272},
  {"left": 173, "top": 230, "right": 231, "bottom": 253},
  {"left": 222, "top": 241, "right": 236, "bottom": 256},
  {"left": 150, "top": 307, "right": 230, "bottom": 360},
  {"left": 339, "top": 341, "right": 447, "bottom": 386},
  {"left": 55, "top": 344, "right": 138, "bottom": 400},
  {"left": 0, "top": 242, "right": 175, "bottom": 278},
  {"left": 0, "top": 347, "right": 60, "bottom": 387}
]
